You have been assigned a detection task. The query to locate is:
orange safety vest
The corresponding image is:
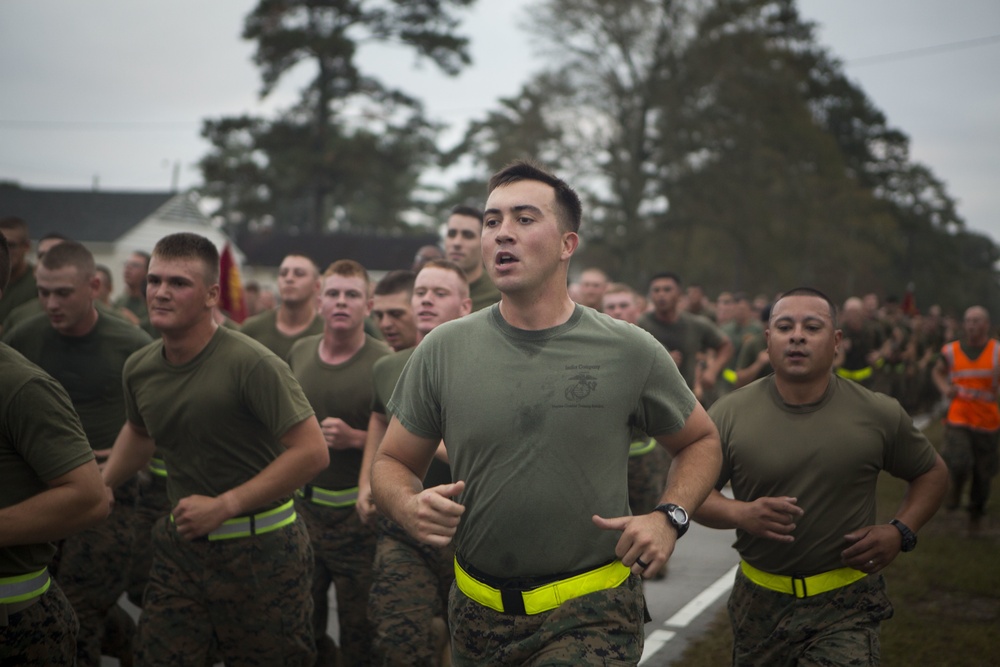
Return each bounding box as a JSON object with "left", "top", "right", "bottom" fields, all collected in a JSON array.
[{"left": 942, "top": 339, "right": 1000, "bottom": 432}]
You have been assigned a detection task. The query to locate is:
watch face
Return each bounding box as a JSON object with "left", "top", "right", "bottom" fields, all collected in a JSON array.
[{"left": 671, "top": 506, "right": 689, "bottom": 524}]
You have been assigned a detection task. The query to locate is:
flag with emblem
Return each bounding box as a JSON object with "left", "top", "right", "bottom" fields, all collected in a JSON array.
[{"left": 219, "top": 242, "right": 248, "bottom": 323}]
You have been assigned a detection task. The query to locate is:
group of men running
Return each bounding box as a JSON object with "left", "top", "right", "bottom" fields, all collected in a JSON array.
[{"left": 0, "top": 160, "right": 992, "bottom": 666}]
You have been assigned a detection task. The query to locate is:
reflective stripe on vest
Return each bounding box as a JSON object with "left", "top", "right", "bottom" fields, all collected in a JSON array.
[
  {"left": 944, "top": 339, "right": 1000, "bottom": 431},
  {"left": 300, "top": 485, "right": 359, "bottom": 508},
  {"left": 148, "top": 457, "right": 168, "bottom": 478},
  {"left": 0, "top": 568, "right": 51, "bottom": 604},
  {"left": 836, "top": 366, "right": 873, "bottom": 382},
  {"left": 740, "top": 560, "right": 866, "bottom": 598},
  {"left": 454, "top": 557, "right": 631, "bottom": 615},
  {"left": 629, "top": 438, "right": 657, "bottom": 458}
]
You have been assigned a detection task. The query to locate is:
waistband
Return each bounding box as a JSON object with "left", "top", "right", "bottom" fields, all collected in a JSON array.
[
  {"left": 148, "top": 457, "right": 168, "bottom": 478},
  {"left": 454, "top": 555, "right": 630, "bottom": 615},
  {"left": 629, "top": 437, "right": 657, "bottom": 457},
  {"left": 740, "top": 560, "right": 867, "bottom": 598},
  {"left": 0, "top": 568, "right": 51, "bottom": 604},
  {"left": 175, "top": 499, "right": 297, "bottom": 542},
  {"left": 299, "top": 484, "right": 359, "bottom": 508}
]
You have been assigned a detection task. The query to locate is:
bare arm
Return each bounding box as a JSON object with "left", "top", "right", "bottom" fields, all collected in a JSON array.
[
  {"left": 694, "top": 489, "right": 803, "bottom": 541},
  {"left": 320, "top": 416, "right": 367, "bottom": 450},
  {"left": 0, "top": 460, "right": 109, "bottom": 548},
  {"left": 357, "top": 411, "right": 389, "bottom": 524},
  {"left": 102, "top": 421, "right": 157, "bottom": 490},
  {"left": 172, "top": 416, "right": 329, "bottom": 540},
  {"left": 701, "top": 337, "right": 734, "bottom": 390},
  {"left": 931, "top": 357, "right": 954, "bottom": 399},
  {"left": 593, "top": 402, "right": 722, "bottom": 576},
  {"left": 371, "top": 417, "right": 465, "bottom": 547}
]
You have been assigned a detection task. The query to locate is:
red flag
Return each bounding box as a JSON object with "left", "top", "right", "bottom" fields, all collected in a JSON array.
[
  {"left": 901, "top": 282, "right": 918, "bottom": 317},
  {"left": 219, "top": 242, "right": 248, "bottom": 323}
]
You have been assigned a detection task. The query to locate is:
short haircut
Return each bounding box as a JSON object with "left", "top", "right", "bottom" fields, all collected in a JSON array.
[
  {"left": 374, "top": 270, "right": 416, "bottom": 297},
  {"left": 646, "top": 271, "right": 683, "bottom": 291},
  {"left": 323, "top": 259, "right": 370, "bottom": 288},
  {"left": 604, "top": 282, "right": 638, "bottom": 299},
  {"left": 418, "top": 258, "right": 470, "bottom": 298},
  {"left": 96, "top": 264, "right": 113, "bottom": 284},
  {"left": 282, "top": 254, "right": 320, "bottom": 277},
  {"left": 487, "top": 160, "right": 582, "bottom": 233},
  {"left": 131, "top": 250, "right": 151, "bottom": 268},
  {"left": 39, "top": 232, "right": 69, "bottom": 244},
  {"left": 40, "top": 241, "right": 96, "bottom": 277},
  {"left": 773, "top": 287, "right": 838, "bottom": 327},
  {"left": 0, "top": 216, "right": 29, "bottom": 237},
  {"left": 0, "top": 233, "right": 10, "bottom": 293},
  {"left": 152, "top": 233, "right": 220, "bottom": 284},
  {"left": 450, "top": 205, "right": 484, "bottom": 225}
]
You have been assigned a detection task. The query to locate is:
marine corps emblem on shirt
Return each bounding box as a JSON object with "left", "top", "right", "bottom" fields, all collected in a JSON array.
[{"left": 565, "top": 372, "right": 598, "bottom": 401}]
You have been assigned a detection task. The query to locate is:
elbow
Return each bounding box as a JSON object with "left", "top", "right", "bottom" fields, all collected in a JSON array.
[
  {"left": 308, "top": 443, "right": 330, "bottom": 477},
  {"left": 78, "top": 486, "right": 112, "bottom": 531}
]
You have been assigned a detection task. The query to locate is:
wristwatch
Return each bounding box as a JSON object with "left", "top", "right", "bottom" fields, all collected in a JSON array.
[
  {"left": 890, "top": 519, "right": 917, "bottom": 552},
  {"left": 654, "top": 503, "right": 690, "bottom": 539}
]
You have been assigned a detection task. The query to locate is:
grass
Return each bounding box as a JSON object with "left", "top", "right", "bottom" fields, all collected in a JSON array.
[{"left": 675, "top": 419, "right": 1000, "bottom": 666}]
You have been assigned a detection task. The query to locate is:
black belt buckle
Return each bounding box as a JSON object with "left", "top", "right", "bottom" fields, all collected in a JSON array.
[
  {"left": 499, "top": 588, "right": 527, "bottom": 615},
  {"left": 792, "top": 573, "right": 808, "bottom": 598}
]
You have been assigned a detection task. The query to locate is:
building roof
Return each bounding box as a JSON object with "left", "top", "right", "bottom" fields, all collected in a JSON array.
[
  {"left": 239, "top": 230, "right": 441, "bottom": 272},
  {"left": 0, "top": 183, "right": 202, "bottom": 242}
]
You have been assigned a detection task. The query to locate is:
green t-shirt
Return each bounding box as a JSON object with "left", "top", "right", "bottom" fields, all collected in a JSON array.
[
  {"left": 4, "top": 311, "right": 152, "bottom": 451},
  {"left": 0, "top": 343, "right": 95, "bottom": 576},
  {"left": 388, "top": 304, "right": 696, "bottom": 578},
  {"left": 0, "top": 267, "right": 36, "bottom": 327},
  {"left": 638, "top": 311, "right": 727, "bottom": 389},
  {"left": 113, "top": 293, "right": 147, "bottom": 320},
  {"left": 468, "top": 272, "right": 501, "bottom": 313},
  {"left": 240, "top": 309, "right": 324, "bottom": 361},
  {"left": 708, "top": 375, "right": 939, "bottom": 576},
  {"left": 123, "top": 327, "right": 315, "bottom": 511},
  {"left": 287, "top": 333, "right": 391, "bottom": 489}
]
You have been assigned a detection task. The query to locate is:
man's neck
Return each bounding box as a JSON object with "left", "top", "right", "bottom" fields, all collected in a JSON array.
[
  {"left": 464, "top": 263, "right": 484, "bottom": 285},
  {"left": 319, "top": 326, "right": 366, "bottom": 365},
  {"left": 63, "top": 306, "right": 100, "bottom": 338},
  {"left": 653, "top": 307, "right": 679, "bottom": 324},
  {"left": 773, "top": 374, "right": 831, "bottom": 406},
  {"left": 276, "top": 300, "right": 317, "bottom": 332},
  {"left": 161, "top": 319, "right": 219, "bottom": 365},
  {"left": 498, "top": 288, "right": 576, "bottom": 331},
  {"left": 127, "top": 284, "right": 143, "bottom": 299}
]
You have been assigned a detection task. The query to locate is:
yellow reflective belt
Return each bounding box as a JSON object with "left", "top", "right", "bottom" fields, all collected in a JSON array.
[
  {"left": 454, "top": 558, "right": 631, "bottom": 615},
  {"left": 299, "top": 485, "right": 359, "bottom": 508},
  {"left": 835, "top": 366, "right": 873, "bottom": 382},
  {"left": 0, "top": 568, "right": 51, "bottom": 604},
  {"left": 148, "top": 457, "right": 168, "bottom": 478},
  {"left": 629, "top": 438, "right": 657, "bottom": 458},
  {"left": 740, "top": 560, "right": 866, "bottom": 598},
  {"left": 170, "top": 499, "right": 297, "bottom": 541},
  {"left": 722, "top": 368, "right": 738, "bottom": 385}
]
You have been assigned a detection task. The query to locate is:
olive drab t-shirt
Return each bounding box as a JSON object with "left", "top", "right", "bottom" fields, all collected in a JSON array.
[
  {"left": 240, "top": 309, "right": 324, "bottom": 361},
  {"left": 388, "top": 304, "right": 696, "bottom": 578},
  {"left": 123, "top": 327, "right": 315, "bottom": 511},
  {"left": 287, "top": 333, "right": 390, "bottom": 490},
  {"left": 0, "top": 343, "right": 95, "bottom": 576},
  {"left": 637, "top": 310, "right": 727, "bottom": 389},
  {"left": 4, "top": 311, "right": 152, "bottom": 450},
  {"left": 708, "top": 375, "right": 938, "bottom": 576}
]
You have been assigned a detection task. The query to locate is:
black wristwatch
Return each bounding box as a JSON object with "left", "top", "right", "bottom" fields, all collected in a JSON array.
[
  {"left": 654, "top": 503, "right": 690, "bottom": 539},
  {"left": 890, "top": 519, "right": 917, "bottom": 552}
]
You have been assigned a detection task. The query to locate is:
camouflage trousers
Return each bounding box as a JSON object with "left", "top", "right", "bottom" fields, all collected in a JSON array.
[
  {"left": 0, "top": 579, "right": 78, "bottom": 667},
  {"left": 136, "top": 516, "right": 315, "bottom": 666},
  {"left": 728, "top": 568, "right": 893, "bottom": 667},
  {"left": 627, "top": 447, "right": 671, "bottom": 516},
  {"left": 368, "top": 519, "right": 454, "bottom": 666},
  {"left": 942, "top": 426, "right": 1000, "bottom": 516},
  {"left": 128, "top": 471, "right": 171, "bottom": 607},
  {"left": 298, "top": 499, "right": 377, "bottom": 667},
  {"left": 449, "top": 571, "right": 645, "bottom": 666},
  {"left": 58, "top": 477, "right": 138, "bottom": 666}
]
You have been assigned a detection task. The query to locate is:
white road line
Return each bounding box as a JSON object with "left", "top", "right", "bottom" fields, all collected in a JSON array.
[
  {"left": 638, "top": 564, "right": 738, "bottom": 664},
  {"left": 664, "top": 564, "right": 738, "bottom": 627}
]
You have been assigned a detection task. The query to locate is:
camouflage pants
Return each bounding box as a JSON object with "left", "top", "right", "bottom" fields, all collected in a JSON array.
[
  {"left": 128, "top": 472, "right": 171, "bottom": 606},
  {"left": 627, "top": 447, "right": 671, "bottom": 516},
  {"left": 136, "top": 516, "right": 315, "bottom": 666},
  {"left": 368, "top": 520, "right": 454, "bottom": 666},
  {"left": 298, "top": 499, "right": 377, "bottom": 667},
  {"left": 449, "top": 572, "right": 645, "bottom": 666},
  {"left": 942, "top": 426, "right": 1000, "bottom": 515},
  {"left": 58, "top": 477, "right": 137, "bottom": 666},
  {"left": 0, "top": 580, "right": 78, "bottom": 667},
  {"left": 728, "top": 568, "right": 893, "bottom": 667}
]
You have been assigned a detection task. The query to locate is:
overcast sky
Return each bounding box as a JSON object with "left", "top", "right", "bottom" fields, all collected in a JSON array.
[{"left": 1, "top": 0, "right": 998, "bottom": 244}]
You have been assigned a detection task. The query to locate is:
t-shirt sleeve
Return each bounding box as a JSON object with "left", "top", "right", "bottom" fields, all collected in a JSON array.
[
  {"left": 243, "top": 354, "right": 316, "bottom": 439},
  {"left": 8, "top": 375, "right": 95, "bottom": 481},
  {"left": 634, "top": 336, "right": 697, "bottom": 438},
  {"left": 707, "top": 399, "right": 734, "bottom": 490},
  {"left": 386, "top": 343, "right": 441, "bottom": 440},
  {"left": 883, "top": 400, "right": 939, "bottom": 480}
]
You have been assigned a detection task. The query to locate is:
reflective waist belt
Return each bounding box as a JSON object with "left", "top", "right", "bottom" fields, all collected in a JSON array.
[
  {"left": 0, "top": 568, "right": 51, "bottom": 604},
  {"left": 299, "top": 485, "right": 359, "bottom": 508},
  {"left": 740, "top": 560, "right": 866, "bottom": 598},
  {"left": 148, "top": 457, "right": 168, "bottom": 478},
  {"left": 175, "top": 499, "right": 296, "bottom": 542},
  {"left": 454, "top": 557, "right": 631, "bottom": 615},
  {"left": 836, "top": 366, "right": 873, "bottom": 382},
  {"left": 629, "top": 438, "right": 657, "bottom": 458},
  {"left": 722, "top": 368, "right": 738, "bottom": 385}
]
